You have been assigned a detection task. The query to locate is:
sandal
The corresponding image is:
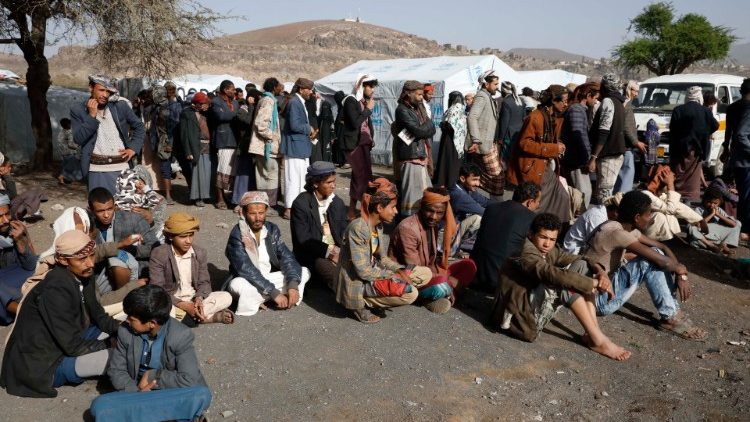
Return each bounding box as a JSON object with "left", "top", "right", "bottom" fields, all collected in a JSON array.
[
  {"left": 215, "top": 202, "right": 228, "bottom": 210},
  {"left": 210, "top": 309, "right": 235, "bottom": 324},
  {"left": 352, "top": 308, "right": 381, "bottom": 324},
  {"left": 658, "top": 312, "right": 708, "bottom": 341}
]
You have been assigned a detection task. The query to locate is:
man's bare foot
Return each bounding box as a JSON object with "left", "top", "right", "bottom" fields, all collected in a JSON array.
[
  {"left": 208, "top": 309, "right": 234, "bottom": 324},
  {"left": 582, "top": 333, "right": 632, "bottom": 361}
]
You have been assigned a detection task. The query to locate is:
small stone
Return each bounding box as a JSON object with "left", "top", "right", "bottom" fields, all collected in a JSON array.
[
  {"left": 51, "top": 203, "right": 65, "bottom": 211},
  {"left": 549, "top": 399, "right": 558, "bottom": 405},
  {"left": 206, "top": 357, "right": 217, "bottom": 365},
  {"left": 221, "top": 410, "right": 234, "bottom": 418},
  {"left": 719, "top": 369, "right": 726, "bottom": 379},
  {"left": 475, "top": 377, "right": 483, "bottom": 385},
  {"left": 601, "top": 391, "right": 609, "bottom": 397},
  {"left": 216, "top": 222, "right": 229, "bottom": 229},
  {"left": 727, "top": 340, "right": 747, "bottom": 346},
  {"left": 548, "top": 355, "right": 556, "bottom": 361},
  {"left": 405, "top": 400, "right": 418, "bottom": 407},
  {"left": 62, "top": 398, "right": 68, "bottom": 403},
  {"left": 533, "top": 415, "right": 543, "bottom": 421}
]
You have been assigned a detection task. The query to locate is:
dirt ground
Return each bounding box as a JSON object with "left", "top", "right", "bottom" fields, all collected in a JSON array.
[{"left": 0, "top": 168, "right": 748, "bottom": 422}]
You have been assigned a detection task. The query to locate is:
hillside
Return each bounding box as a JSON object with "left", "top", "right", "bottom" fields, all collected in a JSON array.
[
  {"left": 0, "top": 19, "right": 748, "bottom": 90},
  {"left": 730, "top": 42, "right": 750, "bottom": 65}
]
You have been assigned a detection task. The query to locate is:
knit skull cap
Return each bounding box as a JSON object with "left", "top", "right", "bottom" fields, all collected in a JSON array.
[
  {"left": 239, "top": 191, "right": 269, "bottom": 207},
  {"left": 55, "top": 230, "right": 96, "bottom": 258},
  {"left": 403, "top": 80, "right": 423, "bottom": 91},
  {"left": 88, "top": 74, "right": 118, "bottom": 93},
  {"left": 163, "top": 212, "right": 201, "bottom": 236},
  {"left": 686, "top": 86, "right": 703, "bottom": 104},
  {"left": 601, "top": 73, "right": 621, "bottom": 91}
]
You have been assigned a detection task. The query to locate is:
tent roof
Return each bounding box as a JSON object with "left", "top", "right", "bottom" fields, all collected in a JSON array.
[
  {"left": 316, "top": 55, "right": 516, "bottom": 86},
  {"left": 515, "top": 69, "right": 587, "bottom": 91}
]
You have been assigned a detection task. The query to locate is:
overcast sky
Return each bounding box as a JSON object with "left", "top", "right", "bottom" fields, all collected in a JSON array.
[
  {"left": 0, "top": 0, "right": 747, "bottom": 58},
  {"left": 205, "top": 0, "right": 749, "bottom": 58}
]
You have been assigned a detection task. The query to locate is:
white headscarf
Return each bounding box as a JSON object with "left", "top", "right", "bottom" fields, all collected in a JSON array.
[
  {"left": 686, "top": 86, "right": 703, "bottom": 105},
  {"left": 39, "top": 206, "right": 91, "bottom": 260},
  {"left": 350, "top": 74, "right": 377, "bottom": 101}
]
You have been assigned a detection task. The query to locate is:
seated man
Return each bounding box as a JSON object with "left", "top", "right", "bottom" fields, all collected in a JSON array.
[
  {"left": 150, "top": 212, "right": 234, "bottom": 325},
  {"left": 562, "top": 193, "right": 621, "bottom": 254},
  {"left": 584, "top": 190, "right": 708, "bottom": 340},
  {"left": 489, "top": 213, "right": 631, "bottom": 361},
  {"left": 448, "top": 162, "right": 491, "bottom": 252},
  {"left": 0, "top": 151, "right": 47, "bottom": 220},
  {"left": 688, "top": 187, "right": 742, "bottom": 255},
  {"left": 290, "top": 161, "right": 348, "bottom": 291},
  {"left": 225, "top": 191, "right": 311, "bottom": 316},
  {"left": 471, "top": 182, "right": 541, "bottom": 292},
  {"left": 90, "top": 285, "right": 212, "bottom": 422},
  {"left": 0, "top": 193, "right": 37, "bottom": 325},
  {"left": 336, "top": 178, "right": 425, "bottom": 324},
  {"left": 389, "top": 187, "right": 477, "bottom": 314},
  {"left": 0, "top": 230, "right": 120, "bottom": 398},
  {"left": 88, "top": 187, "right": 159, "bottom": 305},
  {"left": 641, "top": 167, "right": 703, "bottom": 241}
]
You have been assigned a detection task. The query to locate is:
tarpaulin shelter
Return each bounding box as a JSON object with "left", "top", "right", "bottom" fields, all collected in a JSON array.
[
  {"left": 0, "top": 82, "right": 88, "bottom": 165},
  {"left": 515, "top": 70, "right": 587, "bottom": 91}
]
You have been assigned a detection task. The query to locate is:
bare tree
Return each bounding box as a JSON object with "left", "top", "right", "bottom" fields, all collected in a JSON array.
[{"left": 0, "top": 0, "right": 222, "bottom": 170}]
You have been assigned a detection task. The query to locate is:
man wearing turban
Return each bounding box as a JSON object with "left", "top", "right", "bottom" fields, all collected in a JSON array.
[
  {"left": 1, "top": 230, "right": 120, "bottom": 398},
  {"left": 149, "top": 212, "right": 234, "bottom": 325},
  {"left": 388, "top": 187, "right": 477, "bottom": 313}
]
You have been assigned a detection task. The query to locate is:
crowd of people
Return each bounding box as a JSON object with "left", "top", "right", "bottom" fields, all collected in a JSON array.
[{"left": 0, "top": 71, "right": 749, "bottom": 421}]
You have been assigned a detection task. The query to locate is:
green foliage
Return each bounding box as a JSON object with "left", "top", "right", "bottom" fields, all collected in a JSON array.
[{"left": 613, "top": 2, "right": 736, "bottom": 75}]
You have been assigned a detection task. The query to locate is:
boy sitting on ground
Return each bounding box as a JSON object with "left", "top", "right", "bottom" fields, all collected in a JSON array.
[
  {"left": 489, "top": 213, "right": 631, "bottom": 361},
  {"left": 688, "top": 187, "right": 743, "bottom": 255},
  {"left": 90, "top": 285, "right": 211, "bottom": 422}
]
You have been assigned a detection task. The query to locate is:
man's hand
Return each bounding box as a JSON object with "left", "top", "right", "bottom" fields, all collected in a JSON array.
[
  {"left": 468, "top": 143, "right": 479, "bottom": 154},
  {"left": 177, "top": 301, "right": 199, "bottom": 319},
  {"left": 595, "top": 272, "right": 614, "bottom": 301},
  {"left": 287, "top": 288, "right": 300, "bottom": 308},
  {"left": 247, "top": 97, "right": 255, "bottom": 105},
  {"left": 677, "top": 276, "right": 692, "bottom": 302},
  {"left": 396, "top": 269, "right": 411, "bottom": 284},
  {"left": 87, "top": 99, "right": 99, "bottom": 118},
  {"left": 119, "top": 148, "right": 136, "bottom": 161},
  {"left": 273, "top": 293, "right": 289, "bottom": 309},
  {"left": 557, "top": 143, "right": 566, "bottom": 156},
  {"left": 0, "top": 165, "right": 10, "bottom": 176},
  {"left": 662, "top": 170, "right": 675, "bottom": 191},
  {"left": 136, "top": 278, "right": 148, "bottom": 287},
  {"left": 116, "top": 234, "right": 142, "bottom": 249},
  {"left": 674, "top": 263, "right": 688, "bottom": 276},
  {"left": 132, "top": 207, "right": 153, "bottom": 225},
  {"left": 193, "top": 296, "right": 206, "bottom": 321},
  {"left": 186, "top": 154, "right": 194, "bottom": 161},
  {"left": 635, "top": 141, "right": 647, "bottom": 154},
  {"left": 329, "top": 246, "right": 340, "bottom": 264},
  {"left": 138, "top": 371, "right": 157, "bottom": 392},
  {"left": 587, "top": 158, "right": 596, "bottom": 174},
  {"left": 8, "top": 221, "right": 26, "bottom": 240}
]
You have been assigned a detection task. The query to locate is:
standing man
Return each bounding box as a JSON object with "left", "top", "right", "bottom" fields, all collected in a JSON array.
[
  {"left": 467, "top": 70, "right": 504, "bottom": 201},
  {"left": 280, "top": 78, "right": 316, "bottom": 220},
  {"left": 71, "top": 75, "right": 145, "bottom": 194},
  {"left": 250, "top": 78, "right": 284, "bottom": 211},
  {"left": 587, "top": 73, "right": 627, "bottom": 204},
  {"left": 723, "top": 78, "right": 750, "bottom": 232},
  {"left": 392, "top": 80, "right": 436, "bottom": 217},
  {"left": 210, "top": 80, "right": 240, "bottom": 210},
  {"left": 561, "top": 82, "right": 599, "bottom": 209},
  {"left": 341, "top": 75, "right": 378, "bottom": 220},
  {"left": 180, "top": 92, "right": 213, "bottom": 207}
]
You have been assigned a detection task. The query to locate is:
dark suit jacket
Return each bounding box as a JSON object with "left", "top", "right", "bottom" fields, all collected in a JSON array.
[
  {"left": 470, "top": 200, "right": 535, "bottom": 291},
  {"left": 0, "top": 266, "right": 119, "bottom": 398},
  {"left": 209, "top": 96, "right": 239, "bottom": 149},
  {"left": 497, "top": 95, "right": 525, "bottom": 144},
  {"left": 100, "top": 210, "right": 159, "bottom": 261},
  {"left": 280, "top": 95, "right": 312, "bottom": 159},
  {"left": 179, "top": 107, "right": 204, "bottom": 164},
  {"left": 669, "top": 101, "right": 719, "bottom": 162},
  {"left": 290, "top": 191, "right": 348, "bottom": 268},
  {"left": 340, "top": 96, "right": 373, "bottom": 151},
  {"left": 108, "top": 318, "right": 207, "bottom": 392},
  {"left": 70, "top": 100, "right": 145, "bottom": 177},
  {"left": 149, "top": 244, "right": 212, "bottom": 305}
]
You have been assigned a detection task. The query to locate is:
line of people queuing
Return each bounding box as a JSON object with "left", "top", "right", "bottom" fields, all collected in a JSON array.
[{"left": 0, "top": 73, "right": 749, "bottom": 421}]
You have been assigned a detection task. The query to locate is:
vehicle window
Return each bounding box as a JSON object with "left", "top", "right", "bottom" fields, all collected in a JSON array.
[
  {"left": 718, "top": 86, "right": 730, "bottom": 104},
  {"left": 635, "top": 83, "right": 713, "bottom": 112},
  {"left": 730, "top": 86, "right": 741, "bottom": 103}
]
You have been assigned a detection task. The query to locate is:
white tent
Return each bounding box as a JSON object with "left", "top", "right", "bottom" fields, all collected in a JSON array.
[
  {"left": 516, "top": 70, "right": 587, "bottom": 91},
  {"left": 0, "top": 82, "right": 89, "bottom": 165},
  {"left": 315, "top": 55, "right": 586, "bottom": 165},
  {"left": 315, "top": 55, "right": 516, "bottom": 165}
]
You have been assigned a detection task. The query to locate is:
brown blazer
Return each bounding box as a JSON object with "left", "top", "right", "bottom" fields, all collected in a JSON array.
[
  {"left": 149, "top": 243, "right": 212, "bottom": 305},
  {"left": 507, "top": 109, "right": 564, "bottom": 187},
  {"left": 388, "top": 214, "right": 439, "bottom": 275}
]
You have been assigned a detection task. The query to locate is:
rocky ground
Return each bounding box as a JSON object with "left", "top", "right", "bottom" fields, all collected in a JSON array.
[{"left": 0, "top": 167, "right": 748, "bottom": 422}]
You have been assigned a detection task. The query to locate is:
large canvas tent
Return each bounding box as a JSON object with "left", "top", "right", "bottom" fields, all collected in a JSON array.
[
  {"left": 0, "top": 82, "right": 88, "bottom": 165},
  {"left": 315, "top": 55, "right": 585, "bottom": 165}
]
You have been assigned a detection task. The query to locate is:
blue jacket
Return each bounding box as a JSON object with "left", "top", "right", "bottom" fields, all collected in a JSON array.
[
  {"left": 223, "top": 221, "right": 302, "bottom": 297},
  {"left": 209, "top": 96, "right": 239, "bottom": 149},
  {"left": 280, "top": 95, "right": 312, "bottom": 159},
  {"left": 449, "top": 183, "right": 489, "bottom": 221},
  {"left": 70, "top": 100, "right": 145, "bottom": 177}
]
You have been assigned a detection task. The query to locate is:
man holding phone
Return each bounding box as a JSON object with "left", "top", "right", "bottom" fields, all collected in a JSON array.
[{"left": 71, "top": 75, "right": 145, "bottom": 194}]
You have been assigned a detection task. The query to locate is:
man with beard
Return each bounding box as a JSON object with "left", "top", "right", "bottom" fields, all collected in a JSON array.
[
  {"left": 0, "top": 194, "right": 37, "bottom": 325},
  {"left": 224, "top": 191, "right": 310, "bottom": 316},
  {"left": 1, "top": 230, "right": 120, "bottom": 397},
  {"left": 467, "top": 70, "right": 504, "bottom": 201},
  {"left": 281, "top": 78, "right": 316, "bottom": 219},
  {"left": 71, "top": 75, "right": 145, "bottom": 194}
]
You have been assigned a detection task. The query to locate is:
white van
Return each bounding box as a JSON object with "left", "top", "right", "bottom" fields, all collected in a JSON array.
[{"left": 632, "top": 73, "right": 745, "bottom": 176}]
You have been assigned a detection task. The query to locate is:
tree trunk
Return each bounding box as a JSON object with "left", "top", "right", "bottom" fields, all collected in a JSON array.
[{"left": 26, "top": 56, "right": 53, "bottom": 171}]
